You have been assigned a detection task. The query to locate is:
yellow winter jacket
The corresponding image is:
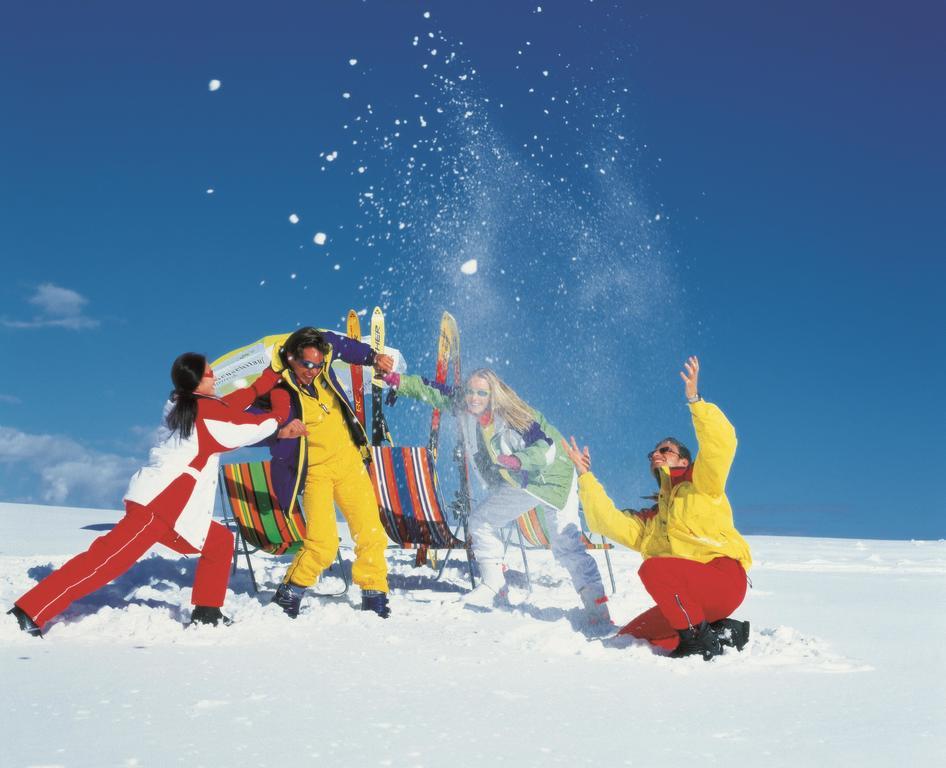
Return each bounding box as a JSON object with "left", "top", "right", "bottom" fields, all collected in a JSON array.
[{"left": 579, "top": 400, "right": 752, "bottom": 571}]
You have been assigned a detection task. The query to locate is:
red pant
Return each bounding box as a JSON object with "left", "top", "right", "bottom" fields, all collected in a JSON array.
[
  {"left": 17, "top": 502, "right": 234, "bottom": 628},
  {"left": 619, "top": 556, "right": 747, "bottom": 651}
]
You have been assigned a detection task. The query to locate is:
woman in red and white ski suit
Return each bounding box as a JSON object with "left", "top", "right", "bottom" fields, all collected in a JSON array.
[{"left": 10, "top": 352, "right": 289, "bottom": 635}]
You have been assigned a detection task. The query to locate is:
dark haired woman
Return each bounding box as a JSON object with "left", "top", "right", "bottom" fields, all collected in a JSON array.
[
  {"left": 384, "top": 367, "right": 612, "bottom": 633},
  {"left": 7, "top": 352, "right": 288, "bottom": 637}
]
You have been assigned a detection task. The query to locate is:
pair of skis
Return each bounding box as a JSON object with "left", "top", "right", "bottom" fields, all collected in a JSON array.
[
  {"left": 349, "top": 308, "right": 471, "bottom": 571},
  {"left": 424, "top": 311, "right": 473, "bottom": 568},
  {"left": 347, "top": 307, "right": 392, "bottom": 446}
]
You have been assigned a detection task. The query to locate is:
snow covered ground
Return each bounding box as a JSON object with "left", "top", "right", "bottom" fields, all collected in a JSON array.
[{"left": 1, "top": 501, "right": 943, "bottom": 767}]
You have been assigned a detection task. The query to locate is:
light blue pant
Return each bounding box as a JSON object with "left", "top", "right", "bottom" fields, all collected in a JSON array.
[{"left": 469, "top": 474, "right": 604, "bottom": 595}]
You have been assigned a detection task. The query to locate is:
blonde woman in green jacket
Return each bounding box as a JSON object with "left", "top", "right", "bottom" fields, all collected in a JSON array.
[{"left": 384, "top": 368, "right": 612, "bottom": 630}]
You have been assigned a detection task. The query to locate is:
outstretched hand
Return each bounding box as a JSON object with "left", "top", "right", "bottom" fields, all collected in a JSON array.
[
  {"left": 374, "top": 354, "right": 395, "bottom": 374},
  {"left": 561, "top": 436, "right": 592, "bottom": 476},
  {"left": 680, "top": 355, "right": 700, "bottom": 400}
]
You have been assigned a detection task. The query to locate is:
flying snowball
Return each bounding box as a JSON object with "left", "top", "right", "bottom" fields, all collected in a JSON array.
[
  {"left": 460, "top": 259, "right": 478, "bottom": 275},
  {"left": 314, "top": 232, "right": 327, "bottom": 246},
  {"left": 289, "top": 213, "right": 300, "bottom": 224},
  {"left": 208, "top": 79, "right": 221, "bottom": 92},
  {"left": 349, "top": 58, "right": 358, "bottom": 66}
]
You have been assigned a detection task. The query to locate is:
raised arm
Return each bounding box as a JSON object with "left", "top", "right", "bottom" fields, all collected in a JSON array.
[
  {"left": 577, "top": 472, "right": 646, "bottom": 552},
  {"left": 690, "top": 401, "right": 737, "bottom": 497},
  {"left": 563, "top": 437, "right": 646, "bottom": 550},
  {"left": 200, "top": 386, "right": 290, "bottom": 451},
  {"left": 392, "top": 373, "right": 457, "bottom": 411},
  {"left": 680, "top": 356, "right": 736, "bottom": 497},
  {"left": 321, "top": 329, "right": 393, "bottom": 371},
  {"left": 220, "top": 367, "right": 282, "bottom": 411}
]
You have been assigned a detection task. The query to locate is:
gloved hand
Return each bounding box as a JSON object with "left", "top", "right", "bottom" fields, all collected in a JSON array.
[
  {"left": 383, "top": 372, "right": 400, "bottom": 407},
  {"left": 496, "top": 454, "right": 521, "bottom": 471}
]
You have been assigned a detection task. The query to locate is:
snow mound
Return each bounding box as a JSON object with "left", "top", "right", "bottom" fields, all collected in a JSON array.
[{"left": 1, "top": 505, "right": 943, "bottom": 766}]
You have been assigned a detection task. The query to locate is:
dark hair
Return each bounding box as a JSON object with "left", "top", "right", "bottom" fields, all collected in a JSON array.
[
  {"left": 166, "top": 352, "right": 206, "bottom": 439},
  {"left": 281, "top": 326, "right": 331, "bottom": 366},
  {"left": 656, "top": 437, "right": 691, "bottom": 462}
]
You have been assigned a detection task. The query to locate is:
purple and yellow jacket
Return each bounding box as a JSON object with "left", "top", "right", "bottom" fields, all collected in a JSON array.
[{"left": 257, "top": 330, "right": 377, "bottom": 516}]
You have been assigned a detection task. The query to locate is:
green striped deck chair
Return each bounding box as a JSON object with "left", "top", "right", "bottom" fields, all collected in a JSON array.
[
  {"left": 503, "top": 507, "right": 616, "bottom": 594},
  {"left": 218, "top": 461, "right": 349, "bottom": 596},
  {"left": 369, "top": 445, "right": 475, "bottom": 588}
]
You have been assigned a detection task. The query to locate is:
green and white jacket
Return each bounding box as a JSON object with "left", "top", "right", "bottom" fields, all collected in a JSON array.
[{"left": 396, "top": 374, "right": 575, "bottom": 510}]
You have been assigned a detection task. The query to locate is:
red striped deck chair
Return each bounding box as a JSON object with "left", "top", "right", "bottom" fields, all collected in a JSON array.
[
  {"left": 218, "top": 461, "right": 349, "bottom": 596},
  {"left": 503, "top": 507, "right": 616, "bottom": 594},
  {"left": 369, "top": 445, "right": 475, "bottom": 588}
]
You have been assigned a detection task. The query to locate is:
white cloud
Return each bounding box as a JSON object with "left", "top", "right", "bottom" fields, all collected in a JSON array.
[
  {"left": 30, "top": 283, "right": 87, "bottom": 316},
  {"left": 0, "top": 425, "right": 139, "bottom": 506},
  {"left": 0, "top": 394, "right": 22, "bottom": 405},
  {"left": 3, "top": 283, "right": 99, "bottom": 330}
]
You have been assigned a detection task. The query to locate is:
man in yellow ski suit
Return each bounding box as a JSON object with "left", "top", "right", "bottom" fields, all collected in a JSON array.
[{"left": 263, "top": 327, "right": 394, "bottom": 619}]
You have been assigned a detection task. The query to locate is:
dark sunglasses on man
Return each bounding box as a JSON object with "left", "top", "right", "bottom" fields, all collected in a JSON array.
[
  {"left": 647, "top": 446, "right": 680, "bottom": 460},
  {"left": 288, "top": 355, "right": 325, "bottom": 371}
]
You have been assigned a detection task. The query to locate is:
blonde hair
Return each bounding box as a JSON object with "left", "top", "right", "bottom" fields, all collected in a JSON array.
[{"left": 466, "top": 368, "right": 535, "bottom": 434}]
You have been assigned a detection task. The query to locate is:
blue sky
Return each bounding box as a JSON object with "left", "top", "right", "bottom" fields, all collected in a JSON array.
[{"left": 1, "top": 1, "right": 943, "bottom": 539}]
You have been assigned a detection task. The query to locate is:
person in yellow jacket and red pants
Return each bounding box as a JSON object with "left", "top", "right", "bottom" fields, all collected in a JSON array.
[{"left": 563, "top": 356, "right": 751, "bottom": 660}]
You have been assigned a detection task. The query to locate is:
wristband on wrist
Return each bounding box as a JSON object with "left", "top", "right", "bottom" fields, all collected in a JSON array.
[{"left": 686, "top": 392, "right": 702, "bottom": 404}]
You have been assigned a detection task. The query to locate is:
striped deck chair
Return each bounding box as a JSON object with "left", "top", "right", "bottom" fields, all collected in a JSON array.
[
  {"left": 369, "top": 445, "right": 475, "bottom": 588},
  {"left": 503, "top": 507, "right": 617, "bottom": 594},
  {"left": 218, "top": 461, "right": 349, "bottom": 596}
]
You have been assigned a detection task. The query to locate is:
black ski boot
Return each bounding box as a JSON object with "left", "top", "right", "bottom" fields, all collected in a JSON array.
[
  {"left": 671, "top": 620, "right": 722, "bottom": 661},
  {"left": 272, "top": 583, "right": 305, "bottom": 619},
  {"left": 711, "top": 618, "right": 750, "bottom": 651},
  {"left": 7, "top": 606, "right": 42, "bottom": 638},
  {"left": 189, "top": 606, "right": 233, "bottom": 627},
  {"left": 361, "top": 590, "right": 391, "bottom": 619}
]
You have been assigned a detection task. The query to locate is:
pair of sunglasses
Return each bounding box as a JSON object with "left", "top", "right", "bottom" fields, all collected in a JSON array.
[
  {"left": 465, "top": 387, "right": 489, "bottom": 398},
  {"left": 647, "top": 446, "right": 680, "bottom": 460},
  {"left": 289, "top": 355, "right": 325, "bottom": 371}
]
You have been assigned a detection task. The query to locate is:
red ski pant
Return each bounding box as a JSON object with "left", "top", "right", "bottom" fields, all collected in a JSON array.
[
  {"left": 619, "top": 556, "right": 747, "bottom": 651},
  {"left": 16, "top": 502, "right": 234, "bottom": 628}
]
